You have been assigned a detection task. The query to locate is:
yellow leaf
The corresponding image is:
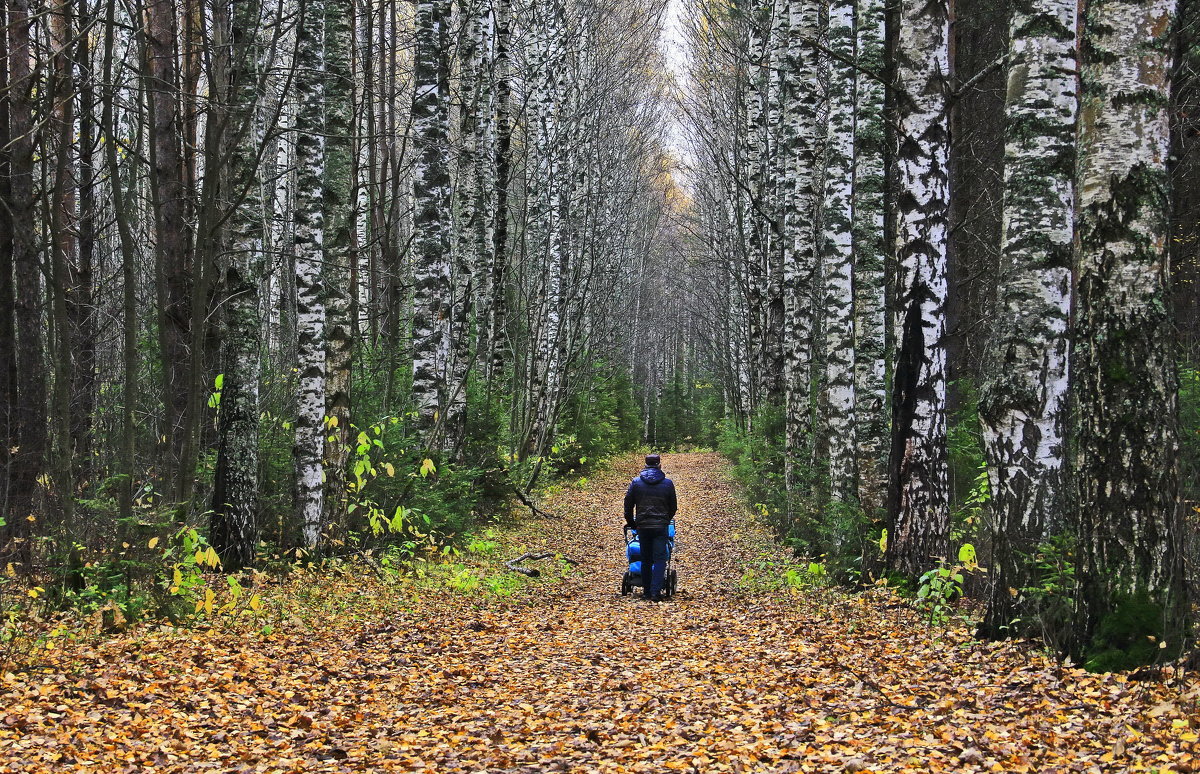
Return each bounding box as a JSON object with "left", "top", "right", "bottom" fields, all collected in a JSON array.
[
  {"left": 383, "top": 462, "right": 396, "bottom": 477},
  {"left": 148, "top": 537, "right": 159, "bottom": 549},
  {"left": 173, "top": 567, "right": 183, "bottom": 586},
  {"left": 420, "top": 458, "right": 436, "bottom": 478},
  {"left": 249, "top": 594, "right": 261, "bottom": 612}
]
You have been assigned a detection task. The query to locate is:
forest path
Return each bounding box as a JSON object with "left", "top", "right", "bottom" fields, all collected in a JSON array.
[{"left": 2, "top": 453, "right": 1196, "bottom": 773}]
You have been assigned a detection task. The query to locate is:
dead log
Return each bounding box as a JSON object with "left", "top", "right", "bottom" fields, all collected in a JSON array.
[
  {"left": 505, "top": 552, "right": 579, "bottom": 577},
  {"left": 512, "top": 486, "right": 553, "bottom": 519}
]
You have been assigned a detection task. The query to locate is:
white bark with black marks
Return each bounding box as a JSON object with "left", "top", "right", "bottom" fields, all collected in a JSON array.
[
  {"left": 978, "top": 0, "right": 1076, "bottom": 638},
  {"left": 1072, "top": 0, "right": 1188, "bottom": 654},
  {"left": 293, "top": 0, "right": 328, "bottom": 549},
  {"left": 885, "top": 0, "right": 951, "bottom": 577}
]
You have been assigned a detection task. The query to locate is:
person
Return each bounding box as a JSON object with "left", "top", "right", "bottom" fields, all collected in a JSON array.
[{"left": 623, "top": 453, "right": 677, "bottom": 602}]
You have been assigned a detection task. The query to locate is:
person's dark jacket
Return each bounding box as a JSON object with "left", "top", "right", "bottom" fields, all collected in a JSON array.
[{"left": 624, "top": 467, "right": 677, "bottom": 530}]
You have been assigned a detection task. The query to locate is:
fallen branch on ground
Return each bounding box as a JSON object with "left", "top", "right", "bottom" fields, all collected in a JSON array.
[
  {"left": 505, "top": 552, "right": 579, "bottom": 577},
  {"left": 512, "top": 486, "right": 553, "bottom": 519}
]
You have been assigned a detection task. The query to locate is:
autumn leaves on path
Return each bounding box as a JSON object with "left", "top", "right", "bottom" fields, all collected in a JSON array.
[{"left": 2, "top": 453, "right": 1197, "bottom": 773}]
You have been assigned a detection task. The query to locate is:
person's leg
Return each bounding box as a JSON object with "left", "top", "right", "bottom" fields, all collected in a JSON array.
[
  {"left": 649, "top": 531, "right": 668, "bottom": 600},
  {"left": 638, "top": 529, "right": 662, "bottom": 599}
]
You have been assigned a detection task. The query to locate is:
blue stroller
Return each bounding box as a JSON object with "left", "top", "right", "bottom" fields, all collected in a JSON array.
[{"left": 620, "top": 520, "right": 677, "bottom": 598}]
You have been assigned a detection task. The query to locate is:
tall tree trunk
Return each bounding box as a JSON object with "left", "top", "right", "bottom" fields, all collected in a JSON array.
[
  {"left": 4, "top": 0, "right": 46, "bottom": 565},
  {"left": 48, "top": 0, "right": 78, "bottom": 523},
  {"left": 885, "top": 0, "right": 951, "bottom": 578},
  {"left": 1071, "top": 0, "right": 1189, "bottom": 661},
  {"left": 821, "top": 0, "right": 858, "bottom": 507},
  {"left": 1171, "top": 0, "right": 1200, "bottom": 361},
  {"left": 977, "top": 0, "right": 1076, "bottom": 639},
  {"left": 294, "top": 0, "right": 328, "bottom": 549},
  {"left": 780, "top": 0, "right": 823, "bottom": 509},
  {"left": 853, "top": 0, "right": 888, "bottom": 516},
  {"left": 761, "top": 0, "right": 786, "bottom": 406},
  {"left": 322, "top": 0, "right": 354, "bottom": 531},
  {"left": 74, "top": 0, "right": 98, "bottom": 499},
  {"left": 486, "top": 0, "right": 512, "bottom": 383},
  {"left": 100, "top": 0, "right": 141, "bottom": 522},
  {"left": 446, "top": 0, "right": 487, "bottom": 455},
  {"left": 411, "top": 0, "right": 453, "bottom": 449},
  {"left": 144, "top": 0, "right": 195, "bottom": 500},
  {"left": 742, "top": 0, "right": 769, "bottom": 413},
  {"left": 522, "top": 0, "right": 569, "bottom": 464},
  {"left": 0, "top": 1, "right": 14, "bottom": 528},
  {"left": 210, "top": 0, "right": 266, "bottom": 572}
]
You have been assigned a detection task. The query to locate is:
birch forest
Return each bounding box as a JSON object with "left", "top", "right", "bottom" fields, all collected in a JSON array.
[{"left": 3, "top": 0, "right": 1200, "bottom": 679}]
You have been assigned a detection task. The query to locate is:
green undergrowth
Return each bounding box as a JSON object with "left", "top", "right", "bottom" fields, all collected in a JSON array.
[{"left": 1, "top": 517, "right": 583, "bottom": 675}]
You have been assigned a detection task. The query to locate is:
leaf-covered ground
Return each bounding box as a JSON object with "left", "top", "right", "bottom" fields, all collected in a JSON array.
[{"left": 2, "top": 452, "right": 1198, "bottom": 772}]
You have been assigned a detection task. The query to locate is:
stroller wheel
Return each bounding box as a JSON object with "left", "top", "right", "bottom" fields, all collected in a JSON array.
[
  {"left": 666, "top": 569, "right": 677, "bottom": 598},
  {"left": 620, "top": 572, "right": 632, "bottom": 596}
]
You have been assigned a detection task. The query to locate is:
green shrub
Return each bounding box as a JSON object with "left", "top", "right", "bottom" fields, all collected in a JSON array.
[{"left": 1083, "top": 592, "right": 1176, "bottom": 673}]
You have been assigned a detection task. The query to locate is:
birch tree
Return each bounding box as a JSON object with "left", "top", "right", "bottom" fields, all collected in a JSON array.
[
  {"left": 852, "top": 0, "right": 888, "bottom": 515},
  {"left": 780, "top": 0, "right": 823, "bottom": 505},
  {"left": 977, "top": 0, "right": 1076, "bottom": 638},
  {"left": 212, "top": 0, "right": 268, "bottom": 571},
  {"left": 1071, "top": 0, "right": 1189, "bottom": 659},
  {"left": 886, "top": 0, "right": 952, "bottom": 577},
  {"left": 294, "top": 0, "right": 328, "bottom": 549},
  {"left": 484, "top": 0, "right": 513, "bottom": 382},
  {"left": 411, "top": 0, "right": 454, "bottom": 448},
  {"left": 322, "top": 0, "right": 354, "bottom": 527},
  {"left": 820, "top": 0, "right": 858, "bottom": 506}
]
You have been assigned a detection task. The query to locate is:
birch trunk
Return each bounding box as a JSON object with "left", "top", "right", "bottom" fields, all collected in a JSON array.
[
  {"left": 521, "top": 1, "right": 568, "bottom": 461},
  {"left": 781, "top": 0, "right": 823, "bottom": 504},
  {"left": 323, "top": 0, "right": 354, "bottom": 528},
  {"left": 485, "top": 0, "right": 512, "bottom": 382},
  {"left": 294, "top": 0, "right": 328, "bottom": 549},
  {"left": 447, "top": 0, "right": 490, "bottom": 453},
  {"left": 743, "top": 0, "right": 770, "bottom": 412},
  {"left": 411, "top": 0, "right": 453, "bottom": 446},
  {"left": 853, "top": 0, "right": 888, "bottom": 515},
  {"left": 885, "top": 0, "right": 951, "bottom": 577},
  {"left": 1072, "top": 0, "right": 1189, "bottom": 658},
  {"left": 821, "top": 0, "right": 858, "bottom": 506},
  {"left": 762, "top": 0, "right": 787, "bottom": 404},
  {"left": 211, "top": 0, "right": 266, "bottom": 571},
  {"left": 977, "top": 0, "right": 1076, "bottom": 639}
]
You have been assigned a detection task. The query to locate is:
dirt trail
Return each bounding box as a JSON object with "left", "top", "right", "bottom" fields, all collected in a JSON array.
[
  {"left": 2, "top": 453, "right": 1195, "bottom": 773},
  {"left": 541, "top": 451, "right": 770, "bottom": 602}
]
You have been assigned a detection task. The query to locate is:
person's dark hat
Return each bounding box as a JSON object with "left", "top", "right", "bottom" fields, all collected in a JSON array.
[{"left": 645, "top": 453, "right": 661, "bottom": 468}]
